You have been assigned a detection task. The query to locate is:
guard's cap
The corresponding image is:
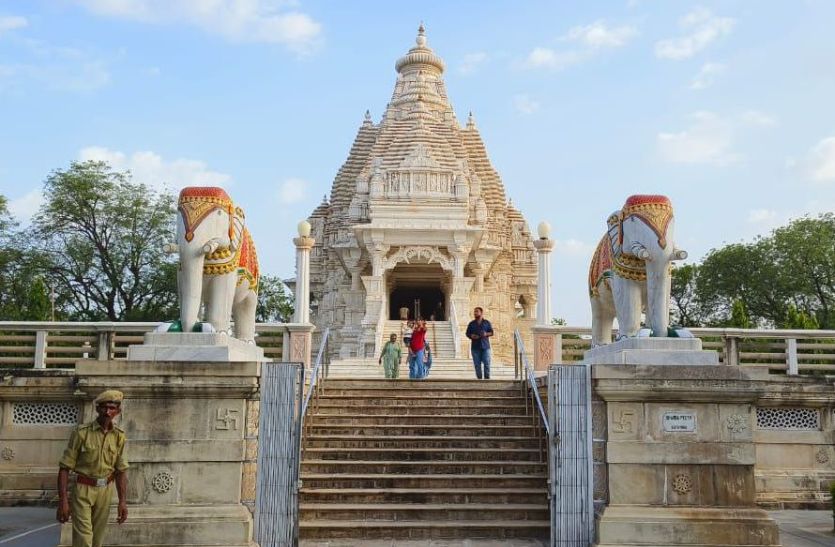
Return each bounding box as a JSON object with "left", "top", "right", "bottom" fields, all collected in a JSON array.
[{"left": 94, "top": 390, "right": 124, "bottom": 405}]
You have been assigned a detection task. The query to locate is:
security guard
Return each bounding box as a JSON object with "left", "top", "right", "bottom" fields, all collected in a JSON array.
[{"left": 57, "top": 389, "right": 129, "bottom": 547}]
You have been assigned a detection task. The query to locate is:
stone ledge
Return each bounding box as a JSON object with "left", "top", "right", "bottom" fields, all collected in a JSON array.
[{"left": 127, "top": 332, "right": 265, "bottom": 362}]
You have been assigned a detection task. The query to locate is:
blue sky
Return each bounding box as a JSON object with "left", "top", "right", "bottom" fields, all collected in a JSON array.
[{"left": 1, "top": 1, "right": 834, "bottom": 324}]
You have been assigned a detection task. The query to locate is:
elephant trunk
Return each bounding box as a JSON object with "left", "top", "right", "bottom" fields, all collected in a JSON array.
[
  {"left": 179, "top": 245, "right": 205, "bottom": 332},
  {"left": 645, "top": 262, "right": 671, "bottom": 337}
]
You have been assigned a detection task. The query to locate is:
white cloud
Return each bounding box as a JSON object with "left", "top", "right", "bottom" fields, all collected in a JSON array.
[
  {"left": 657, "top": 111, "right": 737, "bottom": 165},
  {"left": 79, "top": 146, "right": 231, "bottom": 190},
  {"left": 655, "top": 7, "right": 734, "bottom": 60},
  {"left": 522, "top": 47, "right": 583, "bottom": 70},
  {"left": 804, "top": 136, "right": 835, "bottom": 182},
  {"left": 563, "top": 21, "right": 638, "bottom": 49},
  {"left": 740, "top": 110, "right": 777, "bottom": 127},
  {"left": 513, "top": 94, "right": 540, "bottom": 115},
  {"left": 747, "top": 209, "right": 778, "bottom": 224},
  {"left": 0, "top": 15, "right": 27, "bottom": 34},
  {"left": 277, "top": 178, "right": 308, "bottom": 204},
  {"left": 554, "top": 239, "right": 595, "bottom": 257},
  {"left": 690, "top": 61, "right": 724, "bottom": 90},
  {"left": 8, "top": 189, "right": 44, "bottom": 223},
  {"left": 459, "top": 52, "right": 487, "bottom": 75},
  {"left": 73, "top": 0, "right": 322, "bottom": 54}
]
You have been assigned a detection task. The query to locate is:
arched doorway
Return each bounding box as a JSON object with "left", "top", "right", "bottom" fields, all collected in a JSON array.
[{"left": 387, "top": 263, "right": 448, "bottom": 320}]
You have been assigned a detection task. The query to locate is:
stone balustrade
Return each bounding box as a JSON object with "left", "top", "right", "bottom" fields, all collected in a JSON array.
[
  {"left": 532, "top": 325, "right": 835, "bottom": 374},
  {"left": 0, "top": 321, "right": 318, "bottom": 369}
]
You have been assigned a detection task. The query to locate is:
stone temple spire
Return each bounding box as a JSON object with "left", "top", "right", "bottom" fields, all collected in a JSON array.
[{"left": 395, "top": 23, "right": 445, "bottom": 76}]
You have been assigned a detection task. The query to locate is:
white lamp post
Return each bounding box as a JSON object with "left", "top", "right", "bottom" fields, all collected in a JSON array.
[
  {"left": 533, "top": 221, "right": 554, "bottom": 326},
  {"left": 293, "top": 220, "right": 314, "bottom": 324}
]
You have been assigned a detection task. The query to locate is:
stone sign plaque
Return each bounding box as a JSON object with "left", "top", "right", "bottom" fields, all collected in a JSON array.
[{"left": 662, "top": 411, "right": 697, "bottom": 433}]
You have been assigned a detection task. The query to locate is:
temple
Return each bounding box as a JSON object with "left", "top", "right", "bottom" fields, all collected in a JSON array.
[{"left": 306, "top": 25, "right": 537, "bottom": 363}]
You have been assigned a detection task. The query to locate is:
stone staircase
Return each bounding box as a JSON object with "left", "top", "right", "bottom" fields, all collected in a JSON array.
[
  {"left": 382, "top": 320, "right": 456, "bottom": 358},
  {"left": 298, "top": 379, "right": 549, "bottom": 542}
]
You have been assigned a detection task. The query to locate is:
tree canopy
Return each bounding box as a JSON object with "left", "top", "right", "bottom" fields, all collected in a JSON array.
[{"left": 672, "top": 213, "right": 835, "bottom": 329}]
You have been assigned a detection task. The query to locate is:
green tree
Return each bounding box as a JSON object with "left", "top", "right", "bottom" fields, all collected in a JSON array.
[
  {"left": 728, "top": 299, "right": 753, "bottom": 328},
  {"left": 256, "top": 275, "right": 294, "bottom": 322},
  {"left": 670, "top": 264, "right": 707, "bottom": 327},
  {"left": 30, "top": 161, "right": 178, "bottom": 321}
]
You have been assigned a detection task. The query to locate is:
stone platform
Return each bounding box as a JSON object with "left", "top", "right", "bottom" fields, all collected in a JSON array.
[
  {"left": 126, "top": 332, "right": 265, "bottom": 362},
  {"left": 582, "top": 337, "right": 719, "bottom": 366}
]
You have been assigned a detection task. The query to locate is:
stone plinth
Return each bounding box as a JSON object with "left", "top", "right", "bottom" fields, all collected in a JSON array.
[
  {"left": 127, "top": 332, "right": 265, "bottom": 362},
  {"left": 59, "top": 359, "right": 261, "bottom": 547},
  {"left": 583, "top": 337, "right": 719, "bottom": 366},
  {"left": 593, "top": 364, "right": 779, "bottom": 546}
]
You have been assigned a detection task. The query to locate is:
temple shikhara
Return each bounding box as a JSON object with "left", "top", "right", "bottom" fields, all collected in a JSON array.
[{"left": 306, "top": 25, "right": 537, "bottom": 363}]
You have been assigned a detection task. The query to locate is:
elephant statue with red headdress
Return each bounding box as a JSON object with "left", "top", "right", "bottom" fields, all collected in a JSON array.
[
  {"left": 165, "top": 187, "right": 259, "bottom": 342},
  {"left": 588, "top": 195, "right": 688, "bottom": 347}
]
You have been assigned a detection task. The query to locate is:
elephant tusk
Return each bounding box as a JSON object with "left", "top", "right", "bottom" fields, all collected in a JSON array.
[
  {"left": 162, "top": 242, "right": 179, "bottom": 254},
  {"left": 630, "top": 242, "right": 650, "bottom": 260},
  {"left": 673, "top": 249, "right": 688, "bottom": 260}
]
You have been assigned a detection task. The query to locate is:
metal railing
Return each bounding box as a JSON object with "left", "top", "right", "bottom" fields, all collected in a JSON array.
[
  {"left": 540, "top": 326, "right": 835, "bottom": 374},
  {"left": 449, "top": 300, "right": 462, "bottom": 359},
  {"left": 301, "top": 327, "right": 330, "bottom": 418},
  {"left": 0, "top": 321, "right": 302, "bottom": 368},
  {"left": 514, "top": 328, "right": 550, "bottom": 461}
]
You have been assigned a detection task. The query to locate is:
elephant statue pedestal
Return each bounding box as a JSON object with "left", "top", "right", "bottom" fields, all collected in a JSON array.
[
  {"left": 127, "top": 332, "right": 265, "bottom": 362},
  {"left": 581, "top": 337, "right": 718, "bottom": 366}
]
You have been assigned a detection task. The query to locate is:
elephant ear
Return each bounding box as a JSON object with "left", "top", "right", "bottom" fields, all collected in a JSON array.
[{"left": 606, "top": 211, "right": 623, "bottom": 259}]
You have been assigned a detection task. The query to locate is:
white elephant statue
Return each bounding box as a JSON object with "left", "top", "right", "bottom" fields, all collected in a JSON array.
[
  {"left": 588, "top": 194, "right": 687, "bottom": 347},
  {"left": 170, "top": 187, "right": 260, "bottom": 342}
]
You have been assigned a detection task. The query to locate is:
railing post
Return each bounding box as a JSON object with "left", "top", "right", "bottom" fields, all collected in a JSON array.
[
  {"left": 724, "top": 336, "right": 739, "bottom": 366},
  {"left": 34, "top": 330, "right": 48, "bottom": 369},
  {"left": 96, "top": 331, "right": 114, "bottom": 361},
  {"left": 786, "top": 338, "right": 798, "bottom": 376},
  {"left": 555, "top": 332, "right": 563, "bottom": 364}
]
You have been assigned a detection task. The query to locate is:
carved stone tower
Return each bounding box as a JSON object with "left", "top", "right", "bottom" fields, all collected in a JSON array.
[{"left": 306, "top": 25, "right": 537, "bottom": 363}]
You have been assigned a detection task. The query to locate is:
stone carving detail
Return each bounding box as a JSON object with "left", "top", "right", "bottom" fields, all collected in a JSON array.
[
  {"left": 612, "top": 410, "right": 635, "bottom": 434},
  {"left": 381, "top": 246, "right": 453, "bottom": 272},
  {"left": 1, "top": 447, "right": 15, "bottom": 461},
  {"left": 215, "top": 408, "right": 240, "bottom": 430},
  {"left": 291, "top": 335, "right": 307, "bottom": 362},
  {"left": 756, "top": 407, "right": 820, "bottom": 430},
  {"left": 12, "top": 402, "right": 78, "bottom": 425},
  {"left": 672, "top": 474, "right": 693, "bottom": 495},
  {"left": 815, "top": 449, "right": 829, "bottom": 464},
  {"left": 536, "top": 335, "right": 553, "bottom": 365},
  {"left": 152, "top": 471, "right": 175, "bottom": 494},
  {"left": 725, "top": 414, "right": 748, "bottom": 434}
]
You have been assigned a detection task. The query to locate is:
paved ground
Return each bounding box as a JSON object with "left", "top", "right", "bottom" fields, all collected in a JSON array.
[{"left": 0, "top": 507, "right": 832, "bottom": 546}]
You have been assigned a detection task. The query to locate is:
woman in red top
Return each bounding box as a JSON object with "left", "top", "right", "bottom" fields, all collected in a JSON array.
[{"left": 409, "top": 319, "right": 427, "bottom": 379}]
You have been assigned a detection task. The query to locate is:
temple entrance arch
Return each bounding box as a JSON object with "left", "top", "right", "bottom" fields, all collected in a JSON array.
[{"left": 387, "top": 263, "right": 448, "bottom": 321}]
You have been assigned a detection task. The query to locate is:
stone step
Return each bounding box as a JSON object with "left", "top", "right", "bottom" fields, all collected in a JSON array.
[
  {"left": 307, "top": 414, "right": 536, "bottom": 426},
  {"left": 323, "top": 378, "right": 519, "bottom": 389},
  {"left": 299, "top": 487, "right": 548, "bottom": 505},
  {"left": 301, "top": 460, "right": 546, "bottom": 475},
  {"left": 299, "top": 502, "right": 549, "bottom": 522},
  {"left": 303, "top": 435, "right": 542, "bottom": 450},
  {"left": 310, "top": 404, "right": 531, "bottom": 416},
  {"left": 300, "top": 473, "right": 547, "bottom": 490},
  {"left": 302, "top": 447, "right": 544, "bottom": 462},
  {"left": 320, "top": 388, "right": 522, "bottom": 398},
  {"left": 305, "top": 424, "right": 540, "bottom": 437},
  {"left": 298, "top": 519, "right": 550, "bottom": 540},
  {"left": 315, "top": 395, "right": 527, "bottom": 407}
]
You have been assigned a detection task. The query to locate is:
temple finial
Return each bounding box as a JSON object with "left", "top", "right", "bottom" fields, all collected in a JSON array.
[
  {"left": 363, "top": 109, "right": 372, "bottom": 124},
  {"left": 467, "top": 111, "right": 476, "bottom": 129},
  {"left": 416, "top": 22, "right": 427, "bottom": 47}
]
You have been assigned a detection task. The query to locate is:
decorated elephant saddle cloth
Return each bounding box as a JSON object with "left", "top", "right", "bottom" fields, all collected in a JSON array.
[
  {"left": 588, "top": 194, "right": 673, "bottom": 296},
  {"left": 178, "top": 187, "right": 260, "bottom": 291}
]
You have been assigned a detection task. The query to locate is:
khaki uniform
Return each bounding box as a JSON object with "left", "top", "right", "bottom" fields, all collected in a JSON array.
[{"left": 60, "top": 420, "right": 129, "bottom": 547}]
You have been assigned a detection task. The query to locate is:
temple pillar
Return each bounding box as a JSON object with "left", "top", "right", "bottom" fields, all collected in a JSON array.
[
  {"left": 533, "top": 235, "right": 554, "bottom": 326},
  {"left": 449, "top": 276, "right": 475, "bottom": 358},
  {"left": 293, "top": 225, "right": 315, "bottom": 325},
  {"left": 360, "top": 275, "right": 386, "bottom": 358}
]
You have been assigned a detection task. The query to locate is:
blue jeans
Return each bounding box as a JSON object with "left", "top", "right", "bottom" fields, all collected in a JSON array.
[
  {"left": 409, "top": 348, "right": 426, "bottom": 379},
  {"left": 471, "top": 347, "right": 491, "bottom": 379}
]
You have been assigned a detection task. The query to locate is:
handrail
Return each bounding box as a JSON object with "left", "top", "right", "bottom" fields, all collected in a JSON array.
[
  {"left": 542, "top": 325, "right": 835, "bottom": 340},
  {"left": 449, "top": 300, "right": 462, "bottom": 359},
  {"left": 301, "top": 327, "right": 329, "bottom": 418},
  {"left": 514, "top": 328, "right": 550, "bottom": 438}
]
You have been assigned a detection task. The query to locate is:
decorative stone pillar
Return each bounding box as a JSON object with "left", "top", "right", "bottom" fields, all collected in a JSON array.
[
  {"left": 533, "top": 222, "right": 554, "bottom": 326},
  {"left": 593, "top": 364, "right": 780, "bottom": 546},
  {"left": 293, "top": 221, "right": 315, "bottom": 324}
]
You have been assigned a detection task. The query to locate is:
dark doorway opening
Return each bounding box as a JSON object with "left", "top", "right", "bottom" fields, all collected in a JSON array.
[{"left": 389, "top": 286, "right": 445, "bottom": 321}]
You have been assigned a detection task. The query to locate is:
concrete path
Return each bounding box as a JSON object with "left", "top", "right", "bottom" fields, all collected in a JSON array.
[
  {"left": 0, "top": 507, "right": 59, "bottom": 547},
  {"left": 0, "top": 507, "right": 832, "bottom": 546}
]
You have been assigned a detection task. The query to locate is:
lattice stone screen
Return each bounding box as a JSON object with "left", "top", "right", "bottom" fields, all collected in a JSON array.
[
  {"left": 12, "top": 402, "right": 79, "bottom": 425},
  {"left": 756, "top": 407, "right": 821, "bottom": 430}
]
